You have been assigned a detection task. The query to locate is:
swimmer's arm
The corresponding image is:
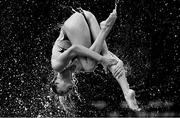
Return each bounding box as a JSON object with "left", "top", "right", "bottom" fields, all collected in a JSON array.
[
  {"left": 51, "top": 45, "right": 104, "bottom": 72},
  {"left": 69, "top": 45, "right": 104, "bottom": 62}
]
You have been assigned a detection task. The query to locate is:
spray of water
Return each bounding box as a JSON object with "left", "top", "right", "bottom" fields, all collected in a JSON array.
[{"left": 57, "top": 73, "right": 82, "bottom": 116}]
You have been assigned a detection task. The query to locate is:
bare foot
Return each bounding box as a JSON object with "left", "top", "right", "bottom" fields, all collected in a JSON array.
[
  {"left": 125, "top": 89, "right": 141, "bottom": 111},
  {"left": 103, "top": 52, "right": 141, "bottom": 111}
]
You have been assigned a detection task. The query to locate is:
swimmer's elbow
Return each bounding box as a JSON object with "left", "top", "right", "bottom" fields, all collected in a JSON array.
[
  {"left": 68, "top": 45, "right": 81, "bottom": 57},
  {"left": 83, "top": 11, "right": 95, "bottom": 20}
]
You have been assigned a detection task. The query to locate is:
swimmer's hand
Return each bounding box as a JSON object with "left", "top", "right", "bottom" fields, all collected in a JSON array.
[{"left": 101, "top": 57, "right": 118, "bottom": 74}]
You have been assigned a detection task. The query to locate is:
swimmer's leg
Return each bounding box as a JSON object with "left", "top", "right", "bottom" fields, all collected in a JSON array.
[
  {"left": 82, "top": 4, "right": 117, "bottom": 55},
  {"left": 63, "top": 11, "right": 117, "bottom": 72},
  {"left": 105, "top": 51, "right": 140, "bottom": 111},
  {"left": 77, "top": 9, "right": 117, "bottom": 72},
  {"left": 83, "top": 9, "right": 140, "bottom": 111}
]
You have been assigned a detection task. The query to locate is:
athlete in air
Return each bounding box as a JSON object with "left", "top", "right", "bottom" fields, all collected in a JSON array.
[{"left": 51, "top": 4, "right": 140, "bottom": 111}]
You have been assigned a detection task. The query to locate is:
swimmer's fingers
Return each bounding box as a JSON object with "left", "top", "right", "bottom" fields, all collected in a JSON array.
[
  {"left": 113, "top": 64, "right": 120, "bottom": 77},
  {"left": 101, "top": 60, "right": 108, "bottom": 74},
  {"left": 114, "top": 64, "right": 123, "bottom": 78},
  {"left": 102, "top": 61, "right": 109, "bottom": 74},
  {"left": 117, "top": 70, "right": 124, "bottom": 79}
]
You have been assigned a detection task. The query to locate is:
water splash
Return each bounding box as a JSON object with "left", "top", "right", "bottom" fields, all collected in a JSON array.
[
  {"left": 58, "top": 95, "right": 75, "bottom": 116},
  {"left": 57, "top": 73, "right": 82, "bottom": 116}
]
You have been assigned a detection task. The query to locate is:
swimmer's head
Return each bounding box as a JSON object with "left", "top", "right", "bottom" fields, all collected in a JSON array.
[{"left": 51, "top": 71, "right": 73, "bottom": 96}]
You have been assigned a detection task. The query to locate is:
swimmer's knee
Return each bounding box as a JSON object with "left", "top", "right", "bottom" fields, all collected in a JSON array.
[
  {"left": 74, "top": 12, "right": 84, "bottom": 19},
  {"left": 74, "top": 11, "right": 95, "bottom": 22},
  {"left": 83, "top": 10, "right": 96, "bottom": 21},
  {"left": 64, "top": 12, "right": 84, "bottom": 28}
]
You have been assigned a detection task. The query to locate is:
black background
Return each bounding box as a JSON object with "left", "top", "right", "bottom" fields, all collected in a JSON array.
[{"left": 0, "top": 0, "right": 179, "bottom": 117}]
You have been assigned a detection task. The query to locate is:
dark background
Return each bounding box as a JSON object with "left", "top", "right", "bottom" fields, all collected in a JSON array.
[{"left": 0, "top": 0, "right": 179, "bottom": 117}]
